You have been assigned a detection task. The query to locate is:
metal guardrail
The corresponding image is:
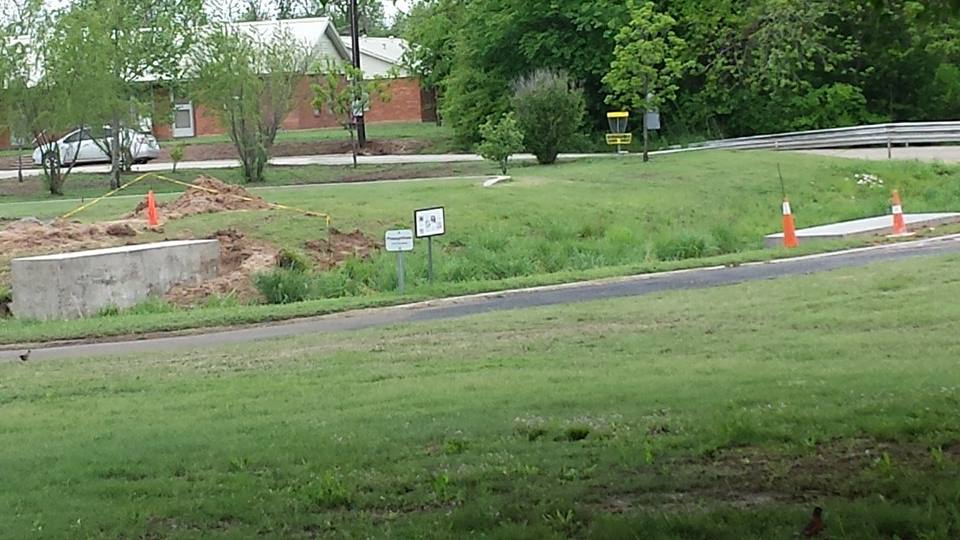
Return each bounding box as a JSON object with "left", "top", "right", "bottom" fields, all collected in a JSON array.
[{"left": 671, "top": 121, "right": 960, "bottom": 153}]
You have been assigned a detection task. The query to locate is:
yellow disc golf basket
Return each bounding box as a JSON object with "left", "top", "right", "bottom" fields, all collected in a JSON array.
[{"left": 605, "top": 111, "right": 632, "bottom": 152}]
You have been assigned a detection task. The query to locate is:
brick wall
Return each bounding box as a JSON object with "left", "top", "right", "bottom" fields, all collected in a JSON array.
[
  {"left": 153, "top": 76, "right": 424, "bottom": 140},
  {"left": 366, "top": 78, "right": 423, "bottom": 123}
]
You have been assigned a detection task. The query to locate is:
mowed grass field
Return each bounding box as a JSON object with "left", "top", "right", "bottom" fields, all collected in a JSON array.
[
  {"left": 1, "top": 255, "right": 959, "bottom": 538},
  {"left": 1, "top": 150, "right": 960, "bottom": 344}
]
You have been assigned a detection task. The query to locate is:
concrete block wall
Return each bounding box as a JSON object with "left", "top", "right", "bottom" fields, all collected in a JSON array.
[{"left": 11, "top": 240, "right": 220, "bottom": 321}]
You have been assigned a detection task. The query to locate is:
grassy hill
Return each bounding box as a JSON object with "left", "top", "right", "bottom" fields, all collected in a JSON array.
[{"left": 1, "top": 254, "right": 958, "bottom": 538}]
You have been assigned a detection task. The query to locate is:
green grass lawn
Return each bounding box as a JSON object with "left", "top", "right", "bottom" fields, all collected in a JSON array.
[
  {"left": 1, "top": 255, "right": 959, "bottom": 538},
  {"left": 2, "top": 151, "right": 960, "bottom": 344},
  {"left": 0, "top": 161, "right": 499, "bottom": 203}
]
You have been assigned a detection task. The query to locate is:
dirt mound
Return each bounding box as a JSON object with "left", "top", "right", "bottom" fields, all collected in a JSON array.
[
  {"left": 304, "top": 228, "right": 381, "bottom": 270},
  {"left": 166, "top": 228, "right": 379, "bottom": 306},
  {"left": 130, "top": 176, "right": 272, "bottom": 221},
  {"left": 0, "top": 217, "right": 141, "bottom": 256},
  {"left": 150, "top": 138, "right": 431, "bottom": 162},
  {"left": 165, "top": 229, "right": 279, "bottom": 306}
]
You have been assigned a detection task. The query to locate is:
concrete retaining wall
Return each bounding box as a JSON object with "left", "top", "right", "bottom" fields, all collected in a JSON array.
[{"left": 11, "top": 240, "right": 219, "bottom": 320}]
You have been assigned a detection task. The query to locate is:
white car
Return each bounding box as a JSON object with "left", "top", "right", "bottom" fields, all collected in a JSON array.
[{"left": 32, "top": 127, "right": 161, "bottom": 166}]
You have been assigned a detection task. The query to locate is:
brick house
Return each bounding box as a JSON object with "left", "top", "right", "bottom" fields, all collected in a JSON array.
[{"left": 152, "top": 18, "right": 427, "bottom": 140}]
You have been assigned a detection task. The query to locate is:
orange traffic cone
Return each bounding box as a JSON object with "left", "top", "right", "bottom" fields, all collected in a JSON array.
[
  {"left": 782, "top": 198, "right": 798, "bottom": 248},
  {"left": 890, "top": 190, "right": 908, "bottom": 236},
  {"left": 147, "top": 190, "right": 159, "bottom": 227}
]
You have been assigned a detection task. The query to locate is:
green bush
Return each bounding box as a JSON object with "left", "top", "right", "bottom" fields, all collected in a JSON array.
[
  {"left": 170, "top": 142, "right": 186, "bottom": 173},
  {"left": 276, "top": 248, "right": 312, "bottom": 272},
  {"left": 511, "top": 69, "right": 586, "bottom": 165},
  {"left": 0, "top": 286, "right": 11, "bottom": 318},
  {"left": 255, "top": 269, "right": 315, "bottom": 304},
  {"left": 477, "top": 112, "right": 525, "bottom": 174}
]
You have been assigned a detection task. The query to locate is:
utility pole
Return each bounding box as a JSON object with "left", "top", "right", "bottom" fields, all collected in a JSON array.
[{"left": 350, "top": 0, "right": 366, "bottom": 147}]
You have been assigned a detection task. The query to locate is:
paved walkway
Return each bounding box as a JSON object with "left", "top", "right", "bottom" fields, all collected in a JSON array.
[
  {"left": 3, "top": 233, "right": 959, "bottom": 362},
  {"left": 0, "top": 153, "right": 611, "bottom": 180},
  {"left": 796, "top": 146, "right": 960, "bottom": 162},
  {"left": 764, "top": 213, "right": 960, "bottom": 247}
]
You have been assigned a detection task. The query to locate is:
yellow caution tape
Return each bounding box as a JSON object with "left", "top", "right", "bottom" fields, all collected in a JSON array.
[{"left": 60, "top": 173, "right": 153, "bottom": 220}]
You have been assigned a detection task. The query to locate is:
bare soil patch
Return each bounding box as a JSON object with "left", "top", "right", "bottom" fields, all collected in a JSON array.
[
  {"left": 304, "top": 228, "right": 381, "bottom": 270},
  {"left": 1, "top": 178, "right": 382, "bottom": 309},
  {"left": 158, "top": 138, "right": 429, "bottom": 162},
  {"left": 165, "top": 229, "right": 279, "bottom": 306},
  {"left": 590, "top": 437, "right": 955, "bottom": 515},
  {"left": 0, "top": 217, "right": 144, "bottom": 258}
]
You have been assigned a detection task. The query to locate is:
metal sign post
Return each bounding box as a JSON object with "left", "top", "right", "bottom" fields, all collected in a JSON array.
[
  {"left": 427, "top": 237, "right": 434, "bottom": 282},
  {"left": 414, "top": 206, "right": 446, "bottom": 283},
  {"left": 385, "top": 229, "right": 414, "bottom": 293}
]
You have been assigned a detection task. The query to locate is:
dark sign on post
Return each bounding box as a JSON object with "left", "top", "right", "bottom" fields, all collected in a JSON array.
[{"left": 414, "top": 207, "right": 445, "bottom": 282}]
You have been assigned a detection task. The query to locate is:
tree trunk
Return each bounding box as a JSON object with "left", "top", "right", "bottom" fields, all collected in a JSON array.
[
  {"left": 642, "top": 81, "right": 650, "bottom": 163},
  {"left": 16, "top": 143, "right": 23, "bottom": 183},
  {"left": 642, "top": 116, "right": 649, "bottom": 163},
  {"left": 349, "top": 126, "right": 358, "bottom": 169},
  {"left": 110, "top": 116, "right": 122, "bottom": 189},
  {"left": 45, "top": 153, "right": 63, "bottom": 196}
]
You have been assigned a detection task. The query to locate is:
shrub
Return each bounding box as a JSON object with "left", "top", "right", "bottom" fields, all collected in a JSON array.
[
  {"left": 477, "top": 112, "right": 525, "bottom": 174},
  {"left": 511, "top": 69, "right": 586, "bottom": 165},
  {"left": 255, "top": 269, "right": 314, "bottom": 304},
  {"left": 0, "top": 286, "right": 12, "bottom": 318},
  {"left": 170, "top": 143, "right": 186, "bottom": 173},
  {"left": 276, "top": 248, "right": 312, "bottom": 272}
]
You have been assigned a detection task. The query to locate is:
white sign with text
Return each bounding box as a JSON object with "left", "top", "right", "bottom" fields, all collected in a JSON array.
[{"left": 385, "top": 229, "right": 415, "bottom": 252}]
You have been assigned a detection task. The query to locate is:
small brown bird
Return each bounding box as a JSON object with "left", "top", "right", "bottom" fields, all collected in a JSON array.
[
  {"left": 18, "top": 349, "right": 31, "bottom": 362},
  {"left": 801, "top": 506, "right": 825, "bottom": 537}
]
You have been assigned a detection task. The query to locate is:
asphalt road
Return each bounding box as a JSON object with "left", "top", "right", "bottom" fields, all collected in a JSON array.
[{"left": 3, "top": 234, "right": 959, "bottom": 363}]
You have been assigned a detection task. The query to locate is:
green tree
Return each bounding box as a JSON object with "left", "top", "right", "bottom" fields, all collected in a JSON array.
[
  {"left": 191, "top": 26, "right": 315, "bottom": 183},
  {"left": 436, "top": 0, "right": 628, "bottom": 144},
  {"left": 312, "top": 58, "right": 393, "bottom": 168},
  {"left": 0, "top": 2, "right": 92, "bottom": 195},
  {"left": 270, "top": 0, "right": 390, "bottom": 35},
  {"left": 603, "top": 0, "right": 687, "bottom": 162},
  {"left": 398, "top": 0, "right": 462, "bottom": 126},
  {"left": 57, "top": 0, "right": 205, "bottom": 188},
  {"left": 511, "top": 69, "right": 585, "bottom": 165},
  {"left": 477, "top": 112, "right": 524, "bottom": 175}
]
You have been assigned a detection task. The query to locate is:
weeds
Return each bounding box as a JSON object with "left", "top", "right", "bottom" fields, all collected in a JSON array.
[
  {"left": 307, "top": 471, "right": 353, "bottom": 509},
  {"left": 443, "top": 438, "right": 469, "bottom": 455},
  {"left": 276, "top": 248, "right": 311, "bottom": 272},
  {"left": 930, "top": 446, "right": 945, "bottom": 470},
  {"left": 255, "top": 269, "right": 315, "bottom": 304},
  {"left": 655, "top": 233, "right": 710, "bottom": 260}
]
